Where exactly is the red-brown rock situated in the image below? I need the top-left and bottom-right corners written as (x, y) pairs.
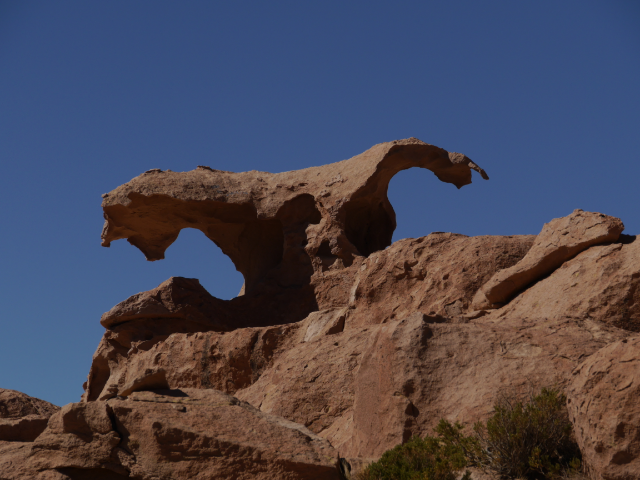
top-left (0, 389), bottom-right (59, 443)
top-left (0, 388), bottom-right (59, 420)
top-left (239, 311), bottom-right (626, 459)
top-left (101, 139), bottom-right (487, 305)
top-left (5, 139), bottom-right (639, 480)
top-left (342, 233), bottom-right (535, 327)
top-left (567, 335), bottom-right (640, 480)
top-left (491, 234), bottom-right (640, 332)
top-left (29, 389), bottom-right (341, 479)
top-left (472, 210), bottom-right (625, 310)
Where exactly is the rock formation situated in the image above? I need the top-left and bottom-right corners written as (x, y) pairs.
top-left (1, 138), bottom-right (639, 479)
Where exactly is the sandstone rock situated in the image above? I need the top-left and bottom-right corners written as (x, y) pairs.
top-left (82, 211), bottom-right (637, 464)
top-left (0, 388), bottom-right (59, 419)
top-left (84, 232), bottom-right (534, 408)
top-left (342, 233), bottom-right (535, 327)
top-left (84, 321), bottom-right (301, 402)
top-left (0, 441), bottom-right (49, 480)
top-left (239, 311), bottom-right (626, 459)
top-left (29, 401), bottom-right (123, 474)
top-left (101, 139), bottom-right (487, 299)
top-left (0, 416), bottom-right (51, 442)
top-left (567, 335), bottom-right (640, 480)
top-left (472, 210), bottom-right (624, 310)
top-left (30, 389), bottom-right (341, 479)
top-left (100, 276), bottom-right (233, 330)
top-left (8, 139), bottom-right (640, 479)
top-left (490, 234), bottom-right (640, 332)
top-left (0, 389), bottom-right (59, 443)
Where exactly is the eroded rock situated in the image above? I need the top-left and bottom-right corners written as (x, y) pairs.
top-left (568, 336), bottom-right (640, 480)
top-left (0, 389), bottom-right (59, 420)
top-left (29, 389), bottom-right (341, 480)
top-left (0, 389), bottom-right (59, 443)
top-left (343, 233), bottom-right (535, 327)
top-left (492, 234), bottom-right (640, 331)
top-left (472, 210), bottom-right (624, 310)
top-left (6, 139), bottom-right (640, 480)
top-left (239, 311), bottom-right (626, 459)
top-left (101, 139), bottom-right (487, 298)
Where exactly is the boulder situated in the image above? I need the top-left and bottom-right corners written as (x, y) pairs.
top-left (568, 335), bottom-right (640, 480)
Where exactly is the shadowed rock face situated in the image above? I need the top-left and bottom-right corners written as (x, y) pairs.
top-left (5, 139), bottom-right (640, 480)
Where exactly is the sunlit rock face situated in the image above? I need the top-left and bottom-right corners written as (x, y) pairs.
top-left (4, 138), bottom-right (640, 480)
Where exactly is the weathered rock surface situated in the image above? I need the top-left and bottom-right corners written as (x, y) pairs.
top-left (101, 139), bottom-right (487, 316)
top-left (492, 234), bottom-right (640, 332)
top-left (27, 388), bottom-right (340, 479)
top-left (342, 233), bottom-right (535, 327)
top-left (84, 232), bottom-right (534, 404)
top-left (0, 389), bottom-right (59, 420)
top-left (568, 335), bottom-right (640, 480)
top-left (0, 389), bottom-right (59, 443)
top-left (239, 311), bottom-right (627, 459)
top-left (472, 209), bottom-right (625, 310)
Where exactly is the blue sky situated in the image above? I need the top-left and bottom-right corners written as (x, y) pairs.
top-left (1, 1), bottom-right (638, 406)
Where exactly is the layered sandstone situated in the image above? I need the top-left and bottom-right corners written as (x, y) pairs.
top-left (2, 138), bottom-right (638, 479)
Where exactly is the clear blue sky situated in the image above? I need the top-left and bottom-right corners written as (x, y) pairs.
top-left (1, 1), bottom-right (638, 407)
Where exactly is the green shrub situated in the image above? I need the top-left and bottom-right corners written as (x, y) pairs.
top-left (472, 387), bottom-right (581, 479)
top-left (356, 431), bottom-right (471, 480)
top-left (357, 387), bottom-right (581, 480)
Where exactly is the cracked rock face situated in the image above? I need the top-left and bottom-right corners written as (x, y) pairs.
top-left (3, 139), bottom-right (640, 479)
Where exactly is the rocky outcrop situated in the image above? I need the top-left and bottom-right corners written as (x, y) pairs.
top-left (238, 311), bottom-right (626, 459)
top-left (0, 389), bottom-right (59, 443)
top-left (341, 233), bottom-right (535, 327)
top-left (0, 389), bottom-right (59, 420)
top-left (4, 139), bottom-right (640, 479)
top-left (100, 139), bottom-right (487, 315)
top-left (28, 388), bottom-right (339, 480)
top-left (491, 234), bottom-right (640, 332)
top-left (0, 390), bottom-right (60, 479)
top-left (568, 336), bottom-right (640, 480)
top-left (472, 209), bottom-right (625, 310)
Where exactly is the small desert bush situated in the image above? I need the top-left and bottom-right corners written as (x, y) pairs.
top-left (472, 387), bottom-right (581, 479)
top-left (357, 387), bottom-right (581, 480)
top-left (356, 428), bottom-right (472, 480)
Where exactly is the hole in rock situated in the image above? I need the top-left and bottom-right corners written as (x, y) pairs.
top-left (344, 198), bottom-right (395, 257)
top-left (388, 168), bottom-right (486, 243)
top-left (149, 228), bottom-right (244, 300)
